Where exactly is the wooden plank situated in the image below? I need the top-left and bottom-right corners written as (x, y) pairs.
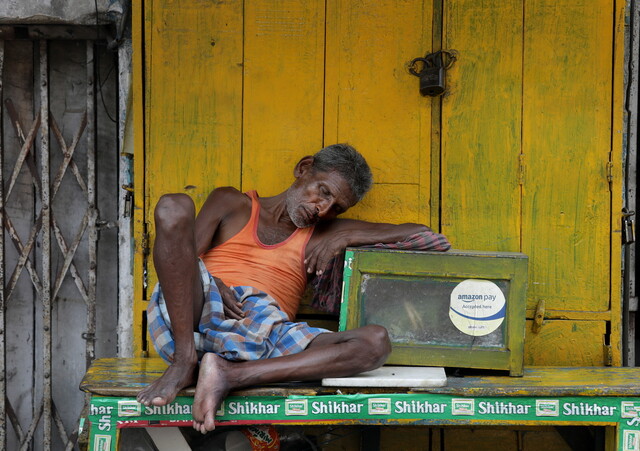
top-left (420, 366), bottom-right (640, 397)
top-left (241, 0), bottom-right (325, 195)
top-left (140, 0), bottom-right (244, 355)
top-left (609, 0), bottom-right (625, 366)
top-left (380, 426), bottom-right (574, 451)
top-left (145, 0), bottom-right (243, 207)
top-left (524, 309), bottom-right (611, 321)
top-left (521, 0), bottom-right (613, 312)
top-left (524, 320), bottom-right (606, 367)
top-left (83, 358), bottom-right (640, 398)
top-left (440, 1), bottom-right (523, 252)
top-left (132, 0), bottom-right (146, 357)
top-left (445, 427), bottom-right (518, 451)
top-left (430, 0), bottom-right (444, 231)
top-left (344, 183), bottom-right (422, 224)
top-left (380, 427), bottom-right (437, 451)
top-left (117, 40), bottom-right (135, 358)
top-left (80, 358), bottom-right (320, 398)
top-left (324, 0), bottom-right (433, 225)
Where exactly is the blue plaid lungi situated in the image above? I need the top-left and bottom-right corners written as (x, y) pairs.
top-left (147, 260), bottom-right (331, 363)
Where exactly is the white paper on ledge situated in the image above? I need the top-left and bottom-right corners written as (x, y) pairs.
top-left (322, 366), bottom-right (447, 388)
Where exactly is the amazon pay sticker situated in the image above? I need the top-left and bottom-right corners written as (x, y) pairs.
top-left (449, 279), bottom-right (506, 336)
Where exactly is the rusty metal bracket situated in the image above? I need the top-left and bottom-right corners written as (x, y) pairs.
top-left (622, 210), bottom-right (635, 245)
top-left (532, 299), bottom-right (545, 333)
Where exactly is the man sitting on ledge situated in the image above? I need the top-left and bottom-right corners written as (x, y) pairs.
top-left (136, 144), bottom-right (450, 433)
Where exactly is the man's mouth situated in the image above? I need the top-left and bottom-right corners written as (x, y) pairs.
top-left (302, 207), bottom-right (316, 225)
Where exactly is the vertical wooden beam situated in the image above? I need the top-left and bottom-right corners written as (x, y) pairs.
top-left (430, 0), bottom-right (443, 231)
top-left (39, 39), bottom-right (51, 451)
top-left (610, 0), bottom-right (626, 365)
top-left (623, 0), bottom-right (640, 366)
top-left (522, 0), bottom-right (612, 314)
top-left (132, 0), bottom-right (146, 357)
top-left (139, 0), bottom-right (243, 356)
top-left (241, 0), bottom-right (325, 195)
top-left (117, 40), bottom-right (134, 358)
top-left (324, 0), bottom-right (433, 225)
top-left (440, 1), bottom-right (523, 252)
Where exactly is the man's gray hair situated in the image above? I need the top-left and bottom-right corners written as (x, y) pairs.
top-left (311, 144), bottom-right (373, 201)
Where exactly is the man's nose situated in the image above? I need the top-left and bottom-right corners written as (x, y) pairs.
top-left (316, 199), bottom-right (333, 218)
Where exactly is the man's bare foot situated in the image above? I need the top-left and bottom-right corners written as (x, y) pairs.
top-left (192, 352), bottom-right (233, 434)
top-left (137, 360), bottom-right (197, 407)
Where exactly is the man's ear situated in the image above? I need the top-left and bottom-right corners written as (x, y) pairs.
top-left (293, 156), bottom-right (314, 178)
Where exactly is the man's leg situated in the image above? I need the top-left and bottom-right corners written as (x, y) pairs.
top-left (137, 194), bottom-right (204, 406)
top-left (192, 324), bottom-right (390, 432)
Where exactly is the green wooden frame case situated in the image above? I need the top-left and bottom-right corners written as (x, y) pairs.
top-left (340, 249), bottom-right (528, 376)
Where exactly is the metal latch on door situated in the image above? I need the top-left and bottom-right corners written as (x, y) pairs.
top-left (409, 50), bottom-right (457, 97)
top-left (622, 210), bottom-right (635, 245)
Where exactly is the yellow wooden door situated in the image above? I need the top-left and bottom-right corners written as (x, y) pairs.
top-left (441, 0), bottom-right (621, 365)
top-left (136, 0), bottom-right (436, 355)
top-left (322, 0), bottom-right (433, 225)
top-left (137, 1), bottom-right (245, 352)
top-left (240, 0), bottom-right (433, 226)
top-left (134, 0), bottom-right (623, 365)
top-left (241, 1), bottom-right (325, 194)
top-left (143, 0), bottom-right (433, 240)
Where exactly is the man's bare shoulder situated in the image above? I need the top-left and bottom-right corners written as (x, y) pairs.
top-left (204, 186), bottom-right (250, 213)
top-left (208, 186), bottom-right (246, 202)
top-left (196, 187), bottom-right (252, 253)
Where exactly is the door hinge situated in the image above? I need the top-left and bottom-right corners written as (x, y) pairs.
top-left (141, 232), bottom-right (150, 257)
top-left (604, 343), bottom-right (613, 366)
top-left (623, 210), bottom-right (635, 245)
top-left (518, 154), bottom-right (526, 185)
top-left (141, 222), bottom-right (150, 298)
top-left (532, 299), bottom-right (545, 333)
top-left (606, 161), bottom-right (614, 186)
top-left (122, 184), bottom-right (134, 218)
top-left (141, 222), bottom-right (150, 257)
top-left (96, 219), bottom-right (117, 230)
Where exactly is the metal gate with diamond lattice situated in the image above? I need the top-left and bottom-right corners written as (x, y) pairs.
top-left (0, 31), bottom-right (119, 451)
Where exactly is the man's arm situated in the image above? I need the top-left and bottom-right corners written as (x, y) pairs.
top-left (305, 219), bottom-right (439, 275)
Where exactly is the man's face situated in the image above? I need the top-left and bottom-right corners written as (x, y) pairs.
top-left (286, 169), bottom-right (357, 228)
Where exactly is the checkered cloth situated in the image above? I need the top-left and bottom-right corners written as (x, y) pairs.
top-left (147, 260), bottom-right (330, 363)
top-left (310, 230), bottom-right (451, 314)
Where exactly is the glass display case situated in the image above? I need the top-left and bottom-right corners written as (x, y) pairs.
top-left (340, 249), bottom-right (528, 376)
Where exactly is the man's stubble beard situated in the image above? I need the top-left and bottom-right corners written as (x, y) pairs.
top-left (285, 189), bottom-right (314, 229)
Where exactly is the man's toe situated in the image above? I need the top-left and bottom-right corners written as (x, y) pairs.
top-left (151, 396), bottom-right (166, 406)
top-left (204, 411), bottom-right (216, 432)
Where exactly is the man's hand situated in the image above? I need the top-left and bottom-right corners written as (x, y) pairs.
top-left (213, 277), bottom-right (245, 320)
top-left (304, 234), bottom-right (350, 276)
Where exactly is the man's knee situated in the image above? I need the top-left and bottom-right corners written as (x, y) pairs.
top-left (155, 193), bottom-right (195, 232)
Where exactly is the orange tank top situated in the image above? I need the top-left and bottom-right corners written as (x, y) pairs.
top-left (201, 191), bottom-right (314, 320)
